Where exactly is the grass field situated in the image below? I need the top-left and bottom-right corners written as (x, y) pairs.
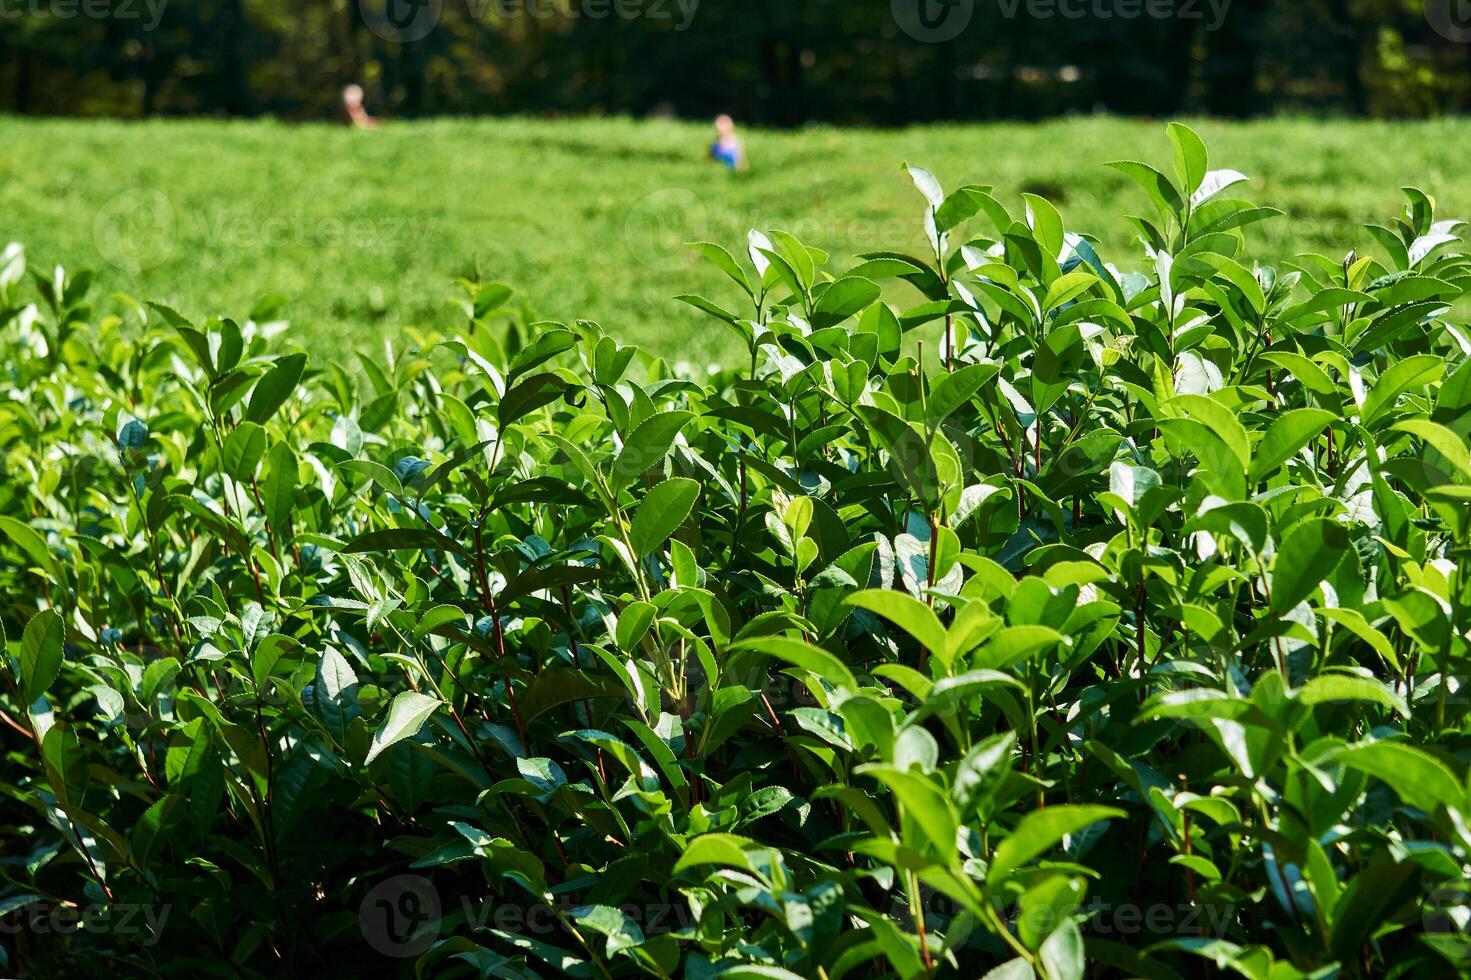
top-left (3, 114), bottom-right (1469, 361)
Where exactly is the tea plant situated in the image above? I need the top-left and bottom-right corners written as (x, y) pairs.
top-left (12, 116), bottom-right (1471, 361)
top-left (1, 126), bottom-right (1469, 979)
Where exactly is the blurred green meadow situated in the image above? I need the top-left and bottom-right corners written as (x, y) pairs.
top-left (3, 114), bottom-right (1468, 362)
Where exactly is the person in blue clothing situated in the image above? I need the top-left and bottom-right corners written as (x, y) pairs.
top-left (710, 114), bottom-right (748, 172)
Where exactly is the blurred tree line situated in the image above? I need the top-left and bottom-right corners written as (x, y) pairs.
top-left (2, 0), bottom-right (1469, 122)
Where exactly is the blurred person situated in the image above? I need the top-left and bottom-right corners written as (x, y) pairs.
top-left (710, 114), bottom-right (748, 172)
top-left (343, 85), bottom-right (379, 130)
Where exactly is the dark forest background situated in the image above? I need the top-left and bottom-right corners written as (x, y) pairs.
top-left (3, 0), bottom-right (1470, 124)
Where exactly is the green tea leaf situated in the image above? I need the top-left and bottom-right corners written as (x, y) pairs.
top-left (364, 691), bottom-right (444, 766)
top-left (988, 805), bottom-right (1124, 885)
top-left (730, 636), bottom-right (857, 691)
top-left (629, 478), bottom-right (699, 557)
top-left (613, 411), bottom-right (693, 493)
top-left (1332, 741), bottom-right (1463, 815)
top-left (19, 609), bottom-right (64, 705)
top-left (1168, 122), bottom-right (1209, 195)
top-left (1270, 518), bottom-right (1350, 613)
top-left (222, 421), bottom-right (268, 480)
top-left (845, 590), bottom-right (947, 656)
top-left (245, 352), bottom-right (307, 424)
top-left (1249, 409), bottom-right (1335, 483)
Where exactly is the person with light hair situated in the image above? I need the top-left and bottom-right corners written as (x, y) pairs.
top-left (710, 114), bottom-right (748, 171)
top-left (343, 84), bottom-right (379, 130)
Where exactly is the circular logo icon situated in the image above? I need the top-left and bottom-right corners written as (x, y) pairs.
top-left (93, 189), bottom-right (176, 274)
top-left (623, 187), bottom-right (707, 273)
top-left (892, 0), bottom-right (975, 42)
top-left (1425, 881), bottom-right (1471, 936)
top-left (1427, 0), bottom-right (1471, 42)
top-left (359, 874), bottom-right (442, 959)
top-left (359, 0), bottom-right (442, 43)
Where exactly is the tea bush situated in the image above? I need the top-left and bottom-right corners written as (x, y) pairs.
top-left (13, 115), bottom-right (1471, 360)
top-left (2, 126), bottom-right (1469, 979)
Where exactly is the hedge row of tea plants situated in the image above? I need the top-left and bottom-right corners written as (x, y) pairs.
top-left (2, 126), bottom-right (1470, 979)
